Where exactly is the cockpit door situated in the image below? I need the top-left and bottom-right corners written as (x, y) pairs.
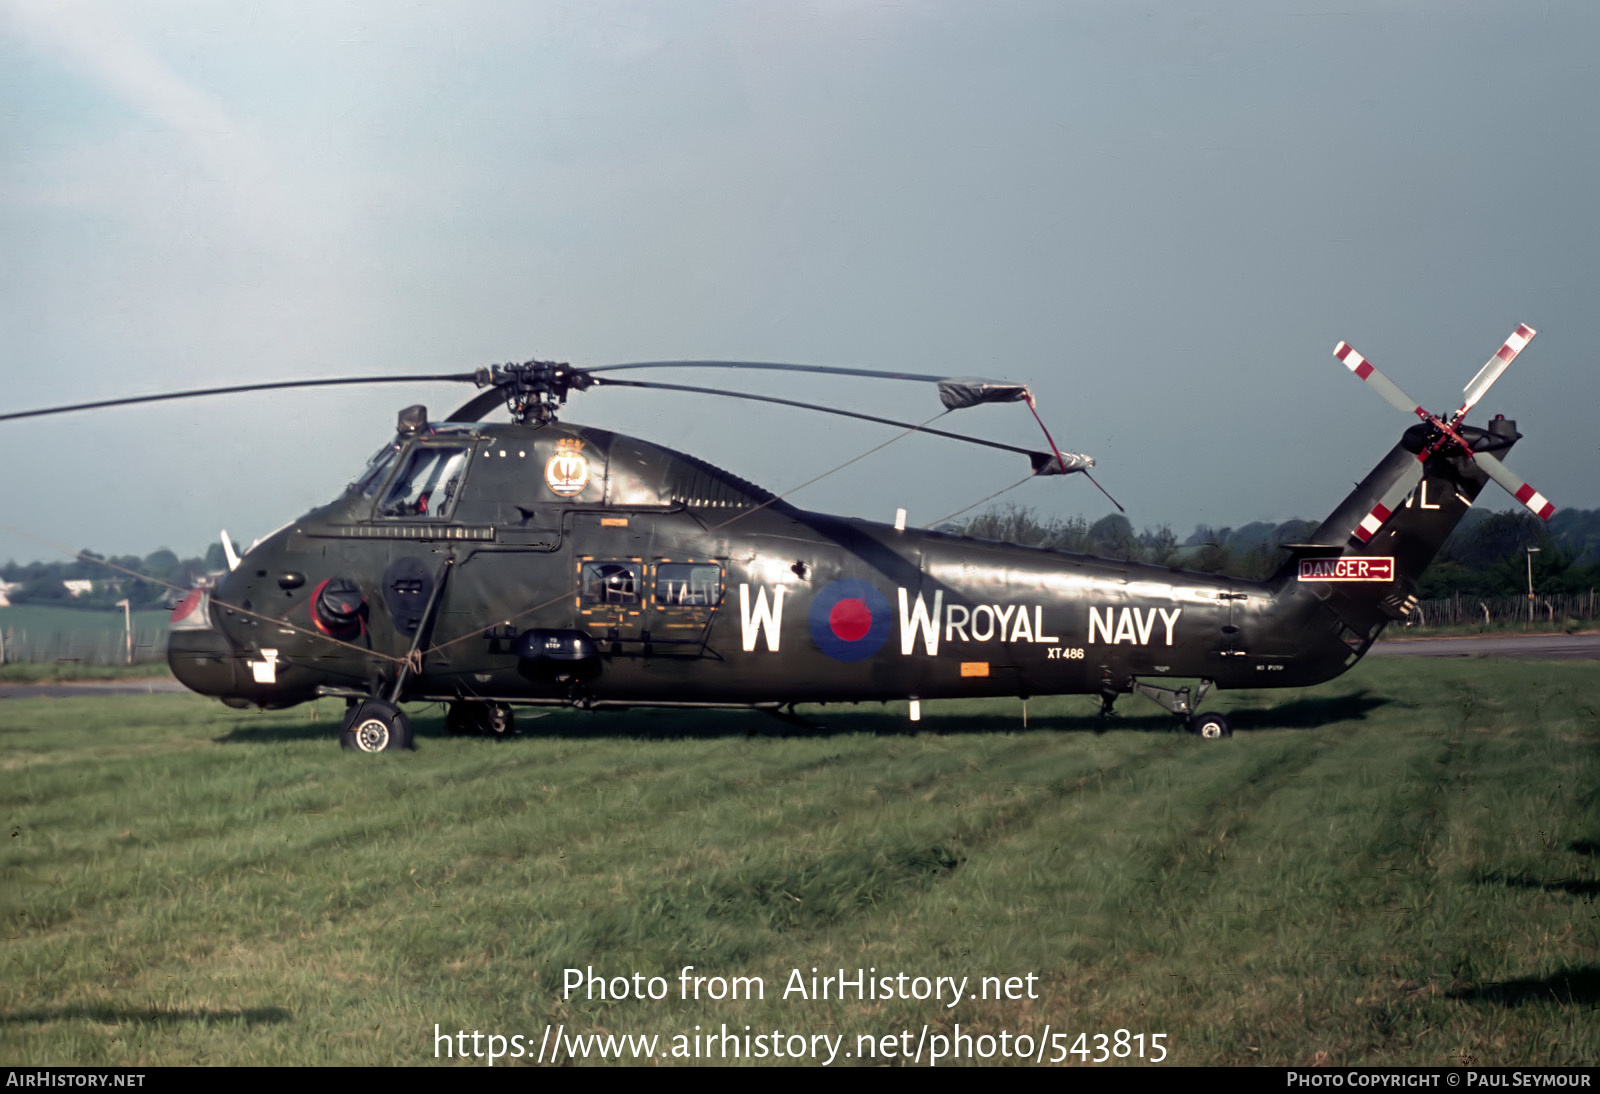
top-left (448, 442), bottom-right (566, 550)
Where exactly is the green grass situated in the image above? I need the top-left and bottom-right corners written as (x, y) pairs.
top-left (0, 603), bottom-right (171, 634)
top-left (3, 659), bottom-right (1598, 1066)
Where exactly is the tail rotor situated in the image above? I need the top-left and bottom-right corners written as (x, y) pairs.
top-left (1330, 324), bottom-right (1553, 539)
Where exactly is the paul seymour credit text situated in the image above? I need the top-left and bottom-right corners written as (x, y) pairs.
top-left (432, 966), bottom-right (1171, 1065)
top-left (1286, 1076), bottom-right (1591, 1087)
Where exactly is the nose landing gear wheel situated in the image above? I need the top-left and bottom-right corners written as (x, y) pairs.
top-left (340, 699), bottom-right (414, 752)
top-left (1188, 712), bottom-right (1232, 739)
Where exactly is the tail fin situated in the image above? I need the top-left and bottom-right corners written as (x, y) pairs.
top-left (1274, 418), bottom-right (1519, 634)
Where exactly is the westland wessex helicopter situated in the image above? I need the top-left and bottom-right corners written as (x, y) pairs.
top-left (1, 326), bottom-right (1554, 751)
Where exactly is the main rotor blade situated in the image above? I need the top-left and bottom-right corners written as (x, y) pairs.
top-left (1471, 450), bottom-right (1555, 520)
top-left (446, 387), bottom-right (507, 423)
top-left (588, 360), bottom-right (951, 383)
top-left (592, 376), bottom-right (1068, 466)
top-left (0, 374), bottom-right (477, 423)
top-left (1451, 323), bottom-right (1536, 426)
top-left (1333, 342), bottom-right (1430, 422)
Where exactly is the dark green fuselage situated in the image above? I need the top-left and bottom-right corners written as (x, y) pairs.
top-left (168, 417), bottom-right (1507, 713)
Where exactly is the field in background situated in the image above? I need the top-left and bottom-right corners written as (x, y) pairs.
top-left (3, 657), bottom-right (1597, 1067)
top-left (0, 604), bottom-right (170, 666)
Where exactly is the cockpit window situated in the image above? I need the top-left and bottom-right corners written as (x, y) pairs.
top-left (379, 446), bottom-right (469, 518)
top-left (354, 441), bottom-right (402, 497)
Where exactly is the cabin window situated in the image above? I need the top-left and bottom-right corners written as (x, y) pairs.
top-left (379, 446), bottom-right (469, 518)
top-left (580, 561), bottom-right (641, 606)
top-left (654, 563), bottom-right (721, 607)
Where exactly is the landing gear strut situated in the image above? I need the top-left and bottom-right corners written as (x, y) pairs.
top-left (1131, 678), bottom-right (1232, 739)
top-left (1098, 670), bottom-right (1120, 717)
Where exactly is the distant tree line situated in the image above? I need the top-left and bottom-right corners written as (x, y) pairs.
top-left (1, 543), bottom-right (230, 609)
top-left (948, 506), bottom-right (1600, 598)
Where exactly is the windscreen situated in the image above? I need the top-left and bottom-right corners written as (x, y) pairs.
top-left (378, 446), bottom-right (470, 518)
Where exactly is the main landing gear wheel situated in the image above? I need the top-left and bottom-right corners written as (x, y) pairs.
top-left (1188, 712), bottom-right (1232, 739)
top-left (340, 699), bottom-right (414, 752)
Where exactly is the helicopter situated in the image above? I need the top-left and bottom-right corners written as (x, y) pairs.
top-left (1, 326), bottom-right (1553, 751)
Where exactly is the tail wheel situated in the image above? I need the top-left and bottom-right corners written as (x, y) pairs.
top-left (340, 699), bottom-right (414, 752)
top-left (486, 703), bottom-right (515, 738)
top-left (445, 701), bottom-right (515, 738)
top-left (1189, 712), bottom-right (1232, 739)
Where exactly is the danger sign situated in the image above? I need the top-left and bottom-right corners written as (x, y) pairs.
top-left (1298, 557), bottom-right (1395, 582)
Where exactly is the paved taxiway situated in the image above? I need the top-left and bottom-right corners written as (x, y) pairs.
top-left (1367, 633), bottom-right (1600, 659)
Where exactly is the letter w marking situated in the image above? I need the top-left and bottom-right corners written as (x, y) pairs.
top-left (739, 584), bottom-right (785, 652)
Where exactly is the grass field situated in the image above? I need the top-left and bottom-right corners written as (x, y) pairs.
top-left (0, 604), bottom-right (171, 667)
top-left (0, 603), bottom-right (171, 635)
top-left (2, 658), bottom-right (1597, 1067)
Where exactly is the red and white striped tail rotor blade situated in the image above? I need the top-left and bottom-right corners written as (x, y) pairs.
top-left (1453, 323), bottom-right (1536, 424)
top-left (1333, 342), bottom-right (1429, 421)
top-left (1350, 461), bottom-right (1424, 544)
top-left (1472, 450), bottom-right (1555, 521)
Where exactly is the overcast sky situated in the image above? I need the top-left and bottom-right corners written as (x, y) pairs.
top-left (4, 0), bottom-right (1597, 566)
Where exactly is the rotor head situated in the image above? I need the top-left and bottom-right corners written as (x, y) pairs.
top-left (472, 360), bottom-right (595, 423)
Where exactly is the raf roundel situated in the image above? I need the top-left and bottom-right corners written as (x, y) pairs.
top-left (808, 578), bottom-right (893, 662)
